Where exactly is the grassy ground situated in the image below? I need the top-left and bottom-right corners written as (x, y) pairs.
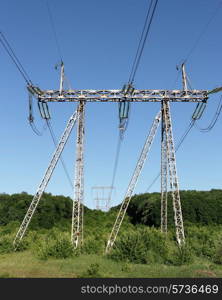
top-left (0, 251), bottom-right (222, 278)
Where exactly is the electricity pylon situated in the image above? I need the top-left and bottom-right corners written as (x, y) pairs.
top-left (92, 186), bottom-right (114, 211)
top-left (14, 62), bottom-right (211, 250)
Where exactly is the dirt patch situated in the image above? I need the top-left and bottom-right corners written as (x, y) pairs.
top-left (194, 270), bottom-right (216, 277)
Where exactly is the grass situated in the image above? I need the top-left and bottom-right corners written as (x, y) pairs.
top-left (0, 251), bottom-right (222, 278)
top-left (0, 223), bottom-right (222, 278)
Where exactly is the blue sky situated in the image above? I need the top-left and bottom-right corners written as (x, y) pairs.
top-left (0, 0), bottom-right (222, 209)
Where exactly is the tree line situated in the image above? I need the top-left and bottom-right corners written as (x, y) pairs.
top-left (0, 189), bottom-right (222, 229)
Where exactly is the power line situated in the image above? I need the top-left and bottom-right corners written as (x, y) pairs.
top-left (184, 1), bottom-right (222, 64)
top-left (128, 0), bottom-right (154, 83)
top-left (147, 2), bottom-right (222, 192)
top-left (45, 0), bottom-right (63, 62)
top-left (30, 121), bottom-right (47, 136)
top-left (107, 133), bottom-right (122, 206)
top-left (0, 31), bottom-right (47, 136)
top-left (128, 0), bottom-right (159, 84)
top-left (195, 95), bottom-right (222, 132)
top-left (0, 31), bottom-right (32, 85)
top-left (112, 0), bottom-right (159, 201)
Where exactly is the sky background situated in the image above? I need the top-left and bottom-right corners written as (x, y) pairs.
top-left (0, 0), bottom-right (222, 209)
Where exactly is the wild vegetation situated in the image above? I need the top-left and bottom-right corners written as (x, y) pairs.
top-left (0, 190), bottom-right (222, 277)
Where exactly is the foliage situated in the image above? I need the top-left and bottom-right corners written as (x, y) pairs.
top-left (213, 239), bottom-right (222, 265)
top-left (0, 235), bottom-right (14, 254)
top-left (128, 189), bottom-right (222, 227)
top-left (0, 191), bottom-right (222, 268)
top-left (108, 227), bottom-right (168, 264)
top-left (169, 243), bottom-right (194, 266)
top-left (185, 225), bottom-right (219, 259)
top-left (0, 193), bottom-right (73, 229)
top-left (35, 234), bottom-right (75, 260)
top-left (82, 263), bottom-right (102, 277)
top-left (81, 237), bottom-right (105, 255)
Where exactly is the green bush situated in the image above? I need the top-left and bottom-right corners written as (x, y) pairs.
top-left (108, 227), bottom-right (168, 264)
top-left (169, 243), bottom-right (194, 266)
top-left (0, 273), bottom-right (11, 278)
top-left (81, 237), bottom-right (104, 255)
top-left (213, 240), bottom-right (222, 264)
top-left (0, 235), bottom-right (14, 254)
top-left (35, 235), bottom-right (75, 260)
top-left (186, 226), bottom-right (219, 259)
top-left (81, 263), bottom-right (102, 277)
top-left (0, 221), bottom-right (20, 235)
top-left (0, 234), bottom-right (28, 253)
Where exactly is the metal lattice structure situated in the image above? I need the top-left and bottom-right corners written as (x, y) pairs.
top-left (162, 100), bottom-right (185, 245)
top-left (106, 101), bottom-right (186, 252)
top-left (71, 101), bottom-right (85, 248)
top-left (105, 110), bottom-right (162, 253)
top-left (92, 186), bottom-right (114, 211)
top-left (14, 63), bottom-right (210, 250)
top-left (32, 87), bottom-right (208, 103)
top-left (13, 109), bottom-right (78, 249)
top-left (160, 110), bottom-right (168, 234)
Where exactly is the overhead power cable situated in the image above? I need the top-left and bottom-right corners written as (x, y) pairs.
top-left (30, 122), bottom-right (47, 136)
top-left (0, 30), bottom-right (47, 136)
top-left (45, 0), bottom-right (63, 62)
top-left (149, 2), bottom-right (222, 193)
top-left (128, 0), bottom-right (159, 84)
top-left (0, 31), bottom-right (32, 85)
top-left (107, 133), bottom-right (122, 206)
top-left (183, 1), bottom-right (222, 64)
top-left (195, 95), bottom-right (222, 133)
top-left (109, 1), bottom-right (159, 205)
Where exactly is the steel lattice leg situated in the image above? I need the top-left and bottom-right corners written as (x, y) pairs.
top-left (162, 100), bottom-right (185, 246)
top-left (105, 110), bottom-right (161, 253)
top-left (13, 109), bottom-right (78, 249)
top-left (71, 101), bottom-right (85, 248)
top-left (160, 106), bottom-right (168, 233)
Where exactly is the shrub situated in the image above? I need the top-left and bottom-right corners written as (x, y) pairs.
top-left (186, 226), bottom-right (218, 259)
top-left (0, 221), bottom-right (20, 235)
top-left (213, 240), bottom-right (222, 265)
top-left (0, 234), bottom-right (28, 253)
top-left (35, 235), bottom-right (75, 260)
top-left (0, 273), bottom-right (11, 278)
top-left (108, 227), bottom-right (168, 264)
top-left (81, 237), bottom-right (105, 255)
top-left (169, 243), bottom-right (194, 266)
top-left (0, 235), bottom-right (14, 254)
top-left (82, 263), bottom-right (102, 278)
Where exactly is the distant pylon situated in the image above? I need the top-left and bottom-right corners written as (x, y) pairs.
top-left (92, 186), bottom-right (115, 211)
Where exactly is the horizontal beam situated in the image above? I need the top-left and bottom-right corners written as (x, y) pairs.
top-left (28, 86), bottom-right (208, 103)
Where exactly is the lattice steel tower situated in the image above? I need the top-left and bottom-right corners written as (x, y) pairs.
top-left (13, 63), bottom-right (211, 252)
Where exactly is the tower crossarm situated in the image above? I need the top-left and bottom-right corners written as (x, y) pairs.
top-left (28, 86), bottom-right (208, 103)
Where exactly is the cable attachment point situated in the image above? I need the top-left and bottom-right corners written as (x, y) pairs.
top-left (38, 101), bottom-right (51, 120)
top-left (121, 83), bottom-right (135, 95)
top-left (192, 101), bottom-right (207, 120)
top-left (118, 83), bottom-right (134, 134)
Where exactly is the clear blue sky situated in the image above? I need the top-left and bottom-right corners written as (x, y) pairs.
top-left (0, 0), bottom-right (222, 209)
